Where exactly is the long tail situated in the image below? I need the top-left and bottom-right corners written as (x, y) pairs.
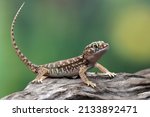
top-left (10, 2), bottom-right (39, 73)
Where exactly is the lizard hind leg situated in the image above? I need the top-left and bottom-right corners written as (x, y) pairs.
top-left (31, 67), bottom-right (49, 83)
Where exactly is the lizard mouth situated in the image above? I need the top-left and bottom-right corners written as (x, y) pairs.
top-left (100, 43), bottom-right (109, 49)
top-left (100, 44), bottom-right (109, 53)
top-left (94, 43), bottom-right (109, 53)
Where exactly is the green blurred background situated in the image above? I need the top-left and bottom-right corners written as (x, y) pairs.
top-left (0, 0), bottom-right (150, 98)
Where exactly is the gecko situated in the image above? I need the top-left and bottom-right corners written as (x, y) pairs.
top-left (10, 3), bottom-right (116, 88)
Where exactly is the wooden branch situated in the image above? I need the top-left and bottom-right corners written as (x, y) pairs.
top-left (2, 69), bottom-right (150, 100)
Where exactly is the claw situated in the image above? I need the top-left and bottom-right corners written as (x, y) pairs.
top-left (86, 81), bottom-right (96, 88)
top-left (31, 79), bottom-right (43, 84)
top-left (105, 72), bottom-right (116, 77)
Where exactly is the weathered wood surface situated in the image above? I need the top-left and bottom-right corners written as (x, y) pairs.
top-left (2, 69), bottom-right (150, 100)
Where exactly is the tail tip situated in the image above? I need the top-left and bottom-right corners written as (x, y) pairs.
top-left (22, 2), bottom-right (25, 7)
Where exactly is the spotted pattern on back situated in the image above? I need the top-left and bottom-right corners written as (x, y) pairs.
top-left (43, 56), bottom-right (87, 76)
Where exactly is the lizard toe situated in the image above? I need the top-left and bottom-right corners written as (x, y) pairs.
top-left (86, 81), bottom-right (96, 88)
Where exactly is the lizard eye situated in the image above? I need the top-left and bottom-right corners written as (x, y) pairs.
top-left (94, 44), bottom-right (98, 48)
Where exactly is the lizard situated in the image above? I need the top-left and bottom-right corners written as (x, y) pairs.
top-left (10, 2), bottom-right (116, 88)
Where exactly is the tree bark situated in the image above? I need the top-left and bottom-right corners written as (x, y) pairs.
top-left (2, 69), bottom-right (150, 100)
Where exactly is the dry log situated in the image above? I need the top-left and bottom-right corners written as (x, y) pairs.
top-left (2, 69), bottom-right (150, 100)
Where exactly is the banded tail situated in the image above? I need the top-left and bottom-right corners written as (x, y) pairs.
top-left (10, 2), bottom-right (38, 73)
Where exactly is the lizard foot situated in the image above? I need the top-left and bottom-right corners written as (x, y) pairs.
top-left (31, 67), bottom-right (48, 84)
top-left (31, 78), bottom-right (43, 84)
top-left (85, 80), bottom-right (96, 88)
top-left (105, 72), bottom-right (116, 77)
top-left (31, 76), bottom-right (47, 84)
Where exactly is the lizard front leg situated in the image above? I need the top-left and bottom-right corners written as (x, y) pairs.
top-left (79, 65), bottom-right (96, 88)
top-left (32, 67), bottom-right (49, 83)
top-left (95, 63), bottom-right (116, 77)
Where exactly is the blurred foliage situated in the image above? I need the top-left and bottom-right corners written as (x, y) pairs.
top-left (0, 0), bottom-right (150, 98)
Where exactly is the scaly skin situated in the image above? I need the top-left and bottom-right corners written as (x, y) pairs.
top-left (10, 3), bottom-right (116, 88)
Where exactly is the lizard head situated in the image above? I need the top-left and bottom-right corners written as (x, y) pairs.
top-left (83, 41), bottom-right (109, 65)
